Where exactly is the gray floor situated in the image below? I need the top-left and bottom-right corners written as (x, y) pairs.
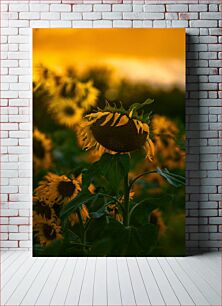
top-left (1, 251), bottom-right (221, 305)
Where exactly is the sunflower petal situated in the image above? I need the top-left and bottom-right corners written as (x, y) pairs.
top-left (100, 112), bottom-right (114, 126)
top-left (129, 110), bottom-right (133, 118)
top-left (142, 123), bottom-right (149, 133)
top-left (133, 119), bottom-right (140, 133)
top-left (115, 114), bottom-right (129, 127)
top-left (110, 112), bottom-right (121, 126)
top-left (144, 138), bottom-right (155, 162)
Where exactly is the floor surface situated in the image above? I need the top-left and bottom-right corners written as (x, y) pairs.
top-left (1, 251), bottom-right (221, 305)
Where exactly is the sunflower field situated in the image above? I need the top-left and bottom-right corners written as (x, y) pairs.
top-left (33, 65), bottom-right (185, 257)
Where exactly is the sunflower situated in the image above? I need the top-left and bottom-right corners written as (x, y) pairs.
top-left (34, 173), bottom-right (81, 206)
top-left (77, 101), bottom-right (155, 161)
top-left (107, 204), bottom-right (123, 222)
top-left (75, 80), bottom-right (99, 110)
top-left (33, 128), bottom-right (52, 172)
top-left (107, 191), bottom-right (134, 223)
top-left (34, 216), bottom-right (62, 246)
top-left (68, 204), bottom-right (90, 226)
top-left (150, 208), bottom-right (166, 237)
top-left (49, 98), bottom-right (84, 127)
top-left (33, 197), bottom-right (55, 219)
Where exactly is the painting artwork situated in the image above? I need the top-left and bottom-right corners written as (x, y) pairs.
top-left (33, 29), bottom-right (186, 257)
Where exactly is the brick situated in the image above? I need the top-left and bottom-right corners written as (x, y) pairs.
top-left (50, 4), bottom-right (71, 12)
top-left (133, 5), bottom-right (143, 12)
top-left (83, 12), bottom-right (102, 20)
top-left (9, 4), bottom-right (28, 12)
top-left (93, 4), bottom-right (111, 11)
top-left (19, 241), bottom-right (31, 248)
top-left (102, 12), bottom-right (122, 19)
top-left (73, 4), bottom-right (92, 12)
top-left (19, 12), bottom-right (40, 19)
top-left (166, 5), bottom-right (188, 12)
top-left (113, 20), bottom-right (132, 28)
top-left (1, 241), bottom-right (18, 248)
top-left (19, 226), bottom-right (30, 233)
top-left (200, 12), bottom-right (221, 20)
top-left (123, 12), bottom-right (164, 19)
top-left (30, 20), bottom-right (50, 28)
top-left (50, 21), bottom-right (72, 27)
top-left (41, 12), bottom-right (60, 20)
top-left (165, 13), bottom-right (178, 20)
top-left (9, 20), bottom-right (29, 28)
top-left (209, 4), bottom-right (219, 12)
top-left (144, 5), bottom-right (165, 12)
top-left (190, 20), bottom-right (217, 28)
top-left (189, 4), bottom-right (207, 12)
top-left (179, 13), bottom-right (198, 20)
top-left (61, 12), bottom-right (82, 20)
top-left (29, 4), bottom-right (49, 12)
top-left (72, 20), bottom-right (93, 28)
top-left (209, 217), bottom-right (222, 225)
top-left (113, 4), bottom-right (132, 11)
top-left (9, 233), bottom-right (29, 240)
top-left (172, 20), bottom-right (188, 28)
top-left (93, 20), bottom-right (112, 28)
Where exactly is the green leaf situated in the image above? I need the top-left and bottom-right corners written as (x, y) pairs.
top-left (143, 98), bottom-right (155, 105)
top-left (97, 153), bottom-right (130, 191)
top-left (156, 167), bottom-right (185, 188)
top-left (129, 98), bottom-right (154, 113)
top-left (60, 190), bottom-right (97, 220)
top-left (90, 205), bottom-right (107, 219)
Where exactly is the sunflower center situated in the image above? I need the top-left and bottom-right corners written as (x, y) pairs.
top-left (63, 106), bottom-right (75, 116)
top-left (57, 180), bottom-right (76, 198)
top-left (33, 138), bottom-right (45, 159)
top-left (34, 200), bottom-right (52, 219)
top-left (42, 224), bottom-right (56, 240)
top-left (91, 116), bottom-right (147, 152)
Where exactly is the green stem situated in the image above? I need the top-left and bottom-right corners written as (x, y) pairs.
top-left (123, 173), bottom-right (130, 227)
top-left (128, 170), bottom-right (156, 191)
top-left (77, 208), bottom-right (86, 254)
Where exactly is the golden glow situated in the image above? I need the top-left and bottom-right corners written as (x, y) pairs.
top-left (33, 29), bottom-right (185, 89)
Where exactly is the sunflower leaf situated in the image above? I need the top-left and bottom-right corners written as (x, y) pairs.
top-left (60, 190), bottom-right (97, 220)
top-left (156, 167), bottom-right (185, 188)
top-left (98, 153), bottom-right (130, 191)
top-left (128, 98), bottom-right (154, 115)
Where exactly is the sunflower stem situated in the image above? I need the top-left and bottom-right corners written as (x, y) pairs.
top-left (77, 208), bottom-right (87, 254)
top-left (123, 173), bottom-right (130, 227)
top-left (129, 170), bottom-right (156, 191)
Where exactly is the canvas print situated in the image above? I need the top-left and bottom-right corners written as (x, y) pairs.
top-left (33, 29), bottom-right (185, 256)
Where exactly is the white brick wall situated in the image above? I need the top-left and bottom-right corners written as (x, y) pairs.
top-left (0, 0), bottom-right (221, 254)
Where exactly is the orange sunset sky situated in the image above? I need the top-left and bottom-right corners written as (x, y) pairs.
top-left (33, 28), bottom-right (185, 89)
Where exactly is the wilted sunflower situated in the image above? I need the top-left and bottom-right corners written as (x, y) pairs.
top-left (68, 204), bottom-right (90, 226)
top-left (150, 208), bottom-right (166, 237)
top-left (34, 216), bottom-right (62, 246)
top-left (76, 80), bottom-right (99, 110)
top-left (34, 173), bottom-right (81, 206)
top-left (77, 100), bottom-right (155, 161)
top-left (49, 98), bottom-right (84, 127)
top-left (33, 128), bottom-right (52, 171)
